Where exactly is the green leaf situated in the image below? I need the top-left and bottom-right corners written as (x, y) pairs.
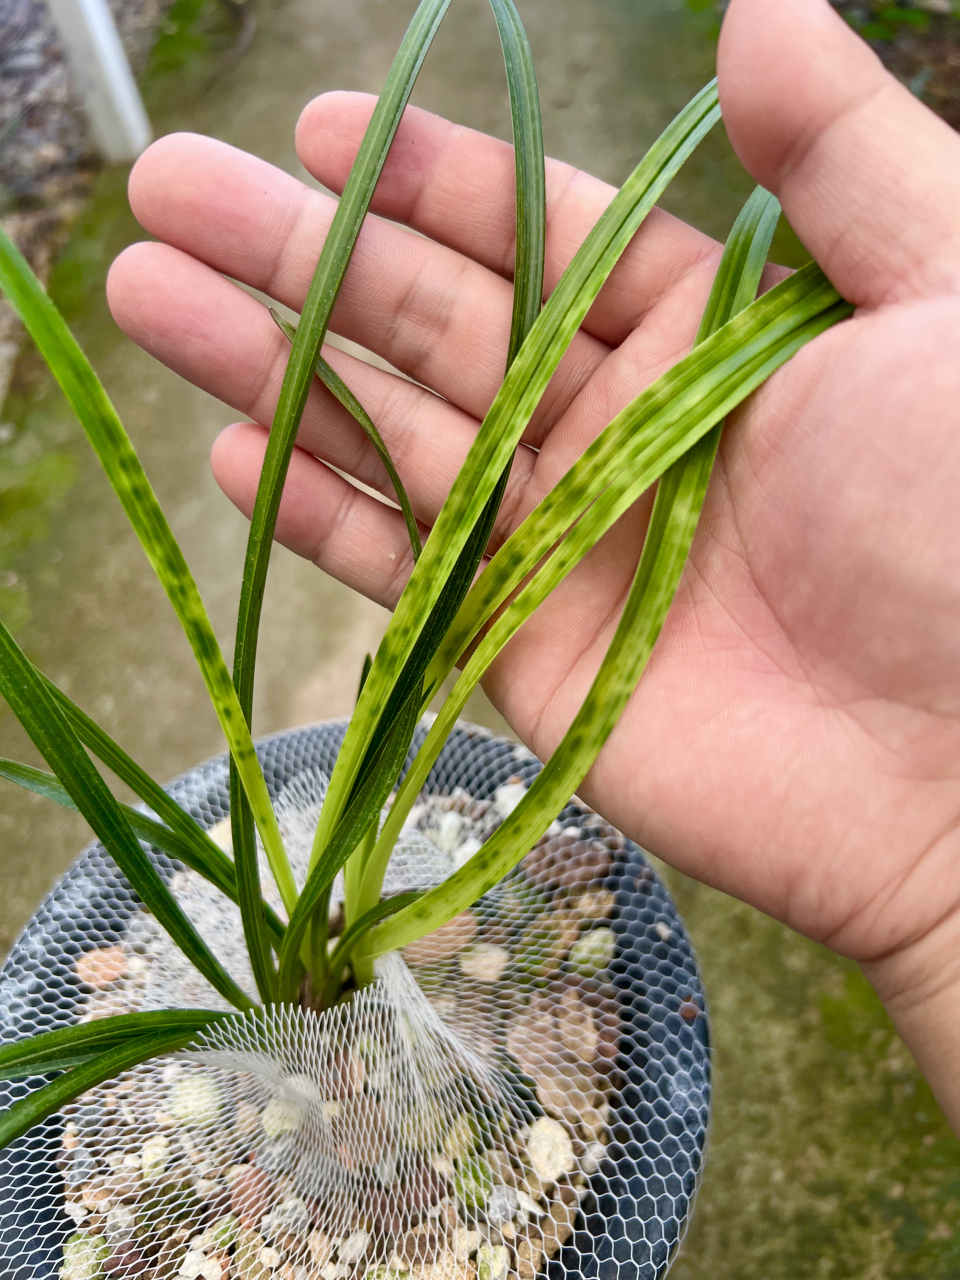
top-left (41, 677), bottom-right (240, 896)
top-left (271, 310), bottom-right (422, 562)
top-left (488, 0), bottom-right (546, 371)
top-left (0, 222), bottom-right (293, 915)
top-left (696, 186), bottom-right (782, 342)
top-left (0, 757), bottom-right (286, 947)
top-left (0, 1010), bottom-right (227, 1080)
top-left (229, 756), bottom-right (279, 1005)
top-left (230, 0), bottom-right (452, 890)
top-left (337, 0), bottom-right (547, 931)
top-left (364, 264), bottom-right (852, 958)
top-left (0, 1028), bottom-right (218, 1148)
top-left (313, 80), bottom-right (721, 866)
top-left (225, 0), bottom-right (452, 990)
top-left (0, 620), bottom-right (253, 1011)
top-left (377, 263), bottom-right (840, 859)
top-left (41, 676), bottom-right (286, 948)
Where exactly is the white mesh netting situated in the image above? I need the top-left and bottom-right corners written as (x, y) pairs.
top-left (0, 722), bottom-right (710, 1280)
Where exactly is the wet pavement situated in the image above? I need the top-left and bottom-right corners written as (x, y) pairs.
top-left (0, 0), bottom-right (958, 1273)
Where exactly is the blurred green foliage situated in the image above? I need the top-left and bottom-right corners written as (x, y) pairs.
top-left (845, 1), bottom-right (932, 43)
top-left (141, 0), bottom-right (243, 106)
top-left (684, 0), bottom-right (960, 43)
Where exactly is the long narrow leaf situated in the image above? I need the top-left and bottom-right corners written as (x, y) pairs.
top-left (271, 310), bottom-right (422, 561)
top-left (0, 758), bottom-right (285, 946)
top-left (227, 0), bottom-right (452, 973)
top-left (489, 0), bottom-right (546, 371)
top-left (0, 1010), bottom-right (227, 1079)
top-left (0, 621), bottom-right (253, 1011)
top-left (314, 81), bottom-right (721, 862)
top-left (229, 756), bottom-right (278, 1004)
top-left (338, 0), bottom-right (549, 870)
top-left (231, 0), bottom-right (451, 865)
top-left (0, 225), bottom-right (293, 914)
top-left (0, 1030), bottom-right (215, 1148)
top-left (364, 254), bottom-right (832, 878)
top-left (298, 0), bottom-right (548, 941)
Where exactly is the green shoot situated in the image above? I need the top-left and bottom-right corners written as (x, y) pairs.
top-left (226, 0), bottom-right (452, 1005)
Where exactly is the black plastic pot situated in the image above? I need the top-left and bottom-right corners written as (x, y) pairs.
top-left (0, 721), bottom-right (710, 1280)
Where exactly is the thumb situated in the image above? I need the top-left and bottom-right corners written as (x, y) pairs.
top-left (718, 0), bottom-right (960, 307)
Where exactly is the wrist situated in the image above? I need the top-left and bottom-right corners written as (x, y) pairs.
top-left (861, 906), bottom-right (960, 1136)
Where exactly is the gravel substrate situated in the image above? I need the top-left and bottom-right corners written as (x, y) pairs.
top-left (54, 784), bottom-right (624, 1280)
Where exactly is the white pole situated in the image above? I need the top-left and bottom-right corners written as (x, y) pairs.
top-left (45, 0), bottom-right (152, 164)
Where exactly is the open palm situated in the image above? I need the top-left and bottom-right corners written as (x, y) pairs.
top-left (107, 0), bottom-right (960, 1121)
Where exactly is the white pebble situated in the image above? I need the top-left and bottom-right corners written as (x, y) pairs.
top-left (338, 1230), bottom-right (370, 1264)
top-left (477, 1244), bottom-right (509, 1280)
top-left (179, 1250), bottom-right (206, 1277)
top-left (458, 943), bottom-right (510, 983)
top-left (436, 811), bottom-right (464, 855)
top-left (451, 836), bottom-right (482, 870)
top-left (516, 1190), bottom-right (546, 1219)
top-left (485, 1184), bottom-right (518, 1225)
top-left (141, 1135), bottom-right (170, 1180)
top-left (262, 1196), bottom-right (312, 1240)
top-left (105, 1205), bottom-right (137, 1245)
top-left (580, 1141), bottom-right (607, 1175)
top-left (171, 1077), bottom-right (222, 1129)
top-left (261, 1097), bottom-right (302, 1138)
top-left (527, 1116), bottom-right (575, 1183)
top-left (452, 1228), bottom-right (479, 1260)
top-left (493, 782), bottom-right (527, 818)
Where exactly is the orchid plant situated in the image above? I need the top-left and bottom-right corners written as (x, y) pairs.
top-left (0, 0), bottom-right (851, 1152)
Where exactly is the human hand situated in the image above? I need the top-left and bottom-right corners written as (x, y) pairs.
top-left (106, 0), bottom-right (960, 1127)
